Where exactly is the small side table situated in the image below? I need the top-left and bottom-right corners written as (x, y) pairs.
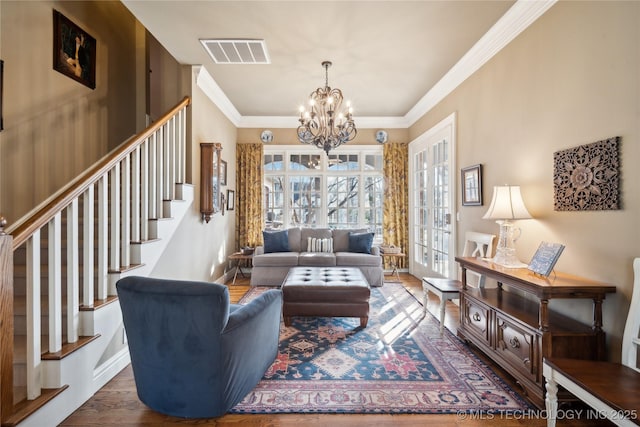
top-left (227, 252), bottom-right (253, 285)
top-left (380, 252), bottom-right (405, 282)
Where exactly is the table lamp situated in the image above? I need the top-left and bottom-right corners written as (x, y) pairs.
top-left (482, 185), bottom-right (532, 268)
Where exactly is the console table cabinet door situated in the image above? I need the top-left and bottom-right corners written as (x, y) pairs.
top-left (495, 314), bottom-right (539, 382)
top-left (461, 295), bottom-right (491, 344)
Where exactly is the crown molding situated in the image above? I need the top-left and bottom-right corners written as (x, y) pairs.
top-left (194, 65), bottom-right (242, 126)
top-left (238, 115), bottom-right (411, 129)
top-left (404, 0), bottom-right (556, 126)
top-left (195, 0), bottom-right (556, 130)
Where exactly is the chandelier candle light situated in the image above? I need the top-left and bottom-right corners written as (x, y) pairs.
top-left (297, 61), bottom-right (357, 155)
top-left (482, 185), bottom-right (532, 268)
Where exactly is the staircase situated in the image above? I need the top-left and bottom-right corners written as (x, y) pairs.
top-left (0, 97), bottom-right (191, 427)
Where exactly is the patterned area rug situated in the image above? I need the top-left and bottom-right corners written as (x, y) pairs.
top-left (231, 282), bottom-right (531, 414)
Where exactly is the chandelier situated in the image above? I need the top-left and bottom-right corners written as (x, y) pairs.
top-left (297, 61), bottom-right (357, 155)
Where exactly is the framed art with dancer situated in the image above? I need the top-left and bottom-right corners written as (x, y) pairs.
top-left (53, 10), bottom-right (96, 89)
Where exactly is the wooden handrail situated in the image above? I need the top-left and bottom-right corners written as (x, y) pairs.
top-left (10, 96), bottom-right (190, 250)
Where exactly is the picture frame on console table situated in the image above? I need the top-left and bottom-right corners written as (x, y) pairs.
top-left (528, 241), bottom-right (565, 277)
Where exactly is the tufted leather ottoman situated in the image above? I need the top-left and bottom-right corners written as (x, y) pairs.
top-left (282, 267), bottom-right (371, 327)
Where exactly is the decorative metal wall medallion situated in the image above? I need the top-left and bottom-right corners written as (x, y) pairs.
top-left (553, 136), bottom-right (620, 211)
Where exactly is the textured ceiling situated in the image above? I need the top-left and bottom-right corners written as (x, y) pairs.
top-left (122, 0), bottom-right (515, 119)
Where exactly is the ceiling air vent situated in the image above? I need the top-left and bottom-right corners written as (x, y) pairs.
top-left (200, 39), bottom-right (270, 64)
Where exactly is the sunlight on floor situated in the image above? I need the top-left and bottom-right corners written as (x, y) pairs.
top-left (376, 290), bottom-right (426, 346)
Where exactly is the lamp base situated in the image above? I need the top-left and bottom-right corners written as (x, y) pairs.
top-left (490, 246), bottom-right (528, 268)
top-left (490, 220), bottom-right (528, 268)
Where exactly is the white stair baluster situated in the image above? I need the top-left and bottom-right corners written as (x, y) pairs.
top-left (157, 126), bottom-right (164, 217)
top-left (110, 163), bottom-right (121, 271)
top-left (66, 200), bottom-right (79, 343)
top-left (132, 146), bottom-right (141, 243)
top-left (83, 186), bottom-right (94, 307)
top-left (121, 156), bottom-right (131, 267)
top-left (177, 109), bottom-right (184, 183)
top-left (149, 132), bottom-right (157, 219)
top-left (97, 176), bottom-right (108, 299)
top-left (168, 117), bottom-right (176, 200)
top-left (141, 139), bottom-right (149, 240)
top-left (48, 213), bottom-right (62, 353)
top-left (26, 231), bottom-right (42, 400)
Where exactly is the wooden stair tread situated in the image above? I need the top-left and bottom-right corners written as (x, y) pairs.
top-left (13, 295), bottom-right (118, 315)
top-left (1, 386), bottom-right (68, 427)
top-left (13, 335), bottom-right (101, 360)
top-left (41, 335), bottom-right (101, 360)
top-left (79, 295), bottom-right (118, 311)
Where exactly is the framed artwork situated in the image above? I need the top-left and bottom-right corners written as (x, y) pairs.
top-left (553, 136), bottom-right (620, 211)
top-left (220, 160), bottom-right (227, 186)
top-left (461, 164), bottom-right (483, 206)
top-left (0, 59), bottom-right (3, 131)
top-left (53, 10), bottom-right (96, 89)
top-left (227, 190), bottom-right (235, 211)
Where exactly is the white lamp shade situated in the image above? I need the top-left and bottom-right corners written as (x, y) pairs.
top-left (483, 185), bottom-right (532, 220)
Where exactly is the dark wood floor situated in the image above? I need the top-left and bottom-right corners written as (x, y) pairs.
top-left (60, 273), bottom-right (609, 426)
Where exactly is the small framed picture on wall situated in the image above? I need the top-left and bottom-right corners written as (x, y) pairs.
top-left (220, 160), bottom-right (227, 186)
top-left (227, 190), bottom-right (235, 211)
top-left (461, 164), bottom-right (483, 206)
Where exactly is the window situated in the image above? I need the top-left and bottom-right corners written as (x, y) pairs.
top-left (264, 146), bottom-right (384, 238)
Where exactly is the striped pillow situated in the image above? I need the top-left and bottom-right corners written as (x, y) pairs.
top-left (307, 237), bottom-right (333, 253)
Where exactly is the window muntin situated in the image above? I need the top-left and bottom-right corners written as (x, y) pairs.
top-left (264, 175), bottom-right (285, 229)
top-left (263, 148), bottom-right (383, 237)
top-left (289, 175), bottom-right (322, 226)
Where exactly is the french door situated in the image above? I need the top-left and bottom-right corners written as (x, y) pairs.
top-left (409, 113), bottom-right (457, 279)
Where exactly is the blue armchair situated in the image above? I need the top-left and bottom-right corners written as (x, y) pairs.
top-left (116, 276), bottom-right (282, 418)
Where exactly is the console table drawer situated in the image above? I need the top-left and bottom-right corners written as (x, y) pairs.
top-left (495, 314), bottom-right (540, 383)
top-left (462, 296), bottom-right (491, 344)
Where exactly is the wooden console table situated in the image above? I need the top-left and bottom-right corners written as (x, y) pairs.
top-left (455, 256), bottom-right (616, 408)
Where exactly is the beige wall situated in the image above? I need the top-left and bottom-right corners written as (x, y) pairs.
top-left (151, 66), bottom-right (238, 283)
top-left (1, 0), bottom-right (636, 362)
top-left (411, 1), bottom-right (640, 361)
top-left (0, 1), bottom-right (140, 224)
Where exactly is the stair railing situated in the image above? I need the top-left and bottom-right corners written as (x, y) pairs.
top-left (0, 96), bottom-right (190, 419)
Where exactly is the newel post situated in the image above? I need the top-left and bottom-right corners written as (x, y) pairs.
top-left (0, 216), bottom-right (14, 420)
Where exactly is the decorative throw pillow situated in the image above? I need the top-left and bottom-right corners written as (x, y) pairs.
top-left (263, 229), bottom-right (290, 253)
top-left (307, 237), bottom-right (333, 253)
top-left (348, 232), bottom-right (375, 254)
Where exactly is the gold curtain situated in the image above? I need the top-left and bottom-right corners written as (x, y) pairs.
top-left (383, 142), bottom-right (409, 269)
top-left (236, 143), bottom-right (264, 249)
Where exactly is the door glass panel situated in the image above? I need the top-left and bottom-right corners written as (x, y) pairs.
top-left (431, 139), bottom-right (450, 276)
top-left (413, 149), bottom-right (429, 268)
